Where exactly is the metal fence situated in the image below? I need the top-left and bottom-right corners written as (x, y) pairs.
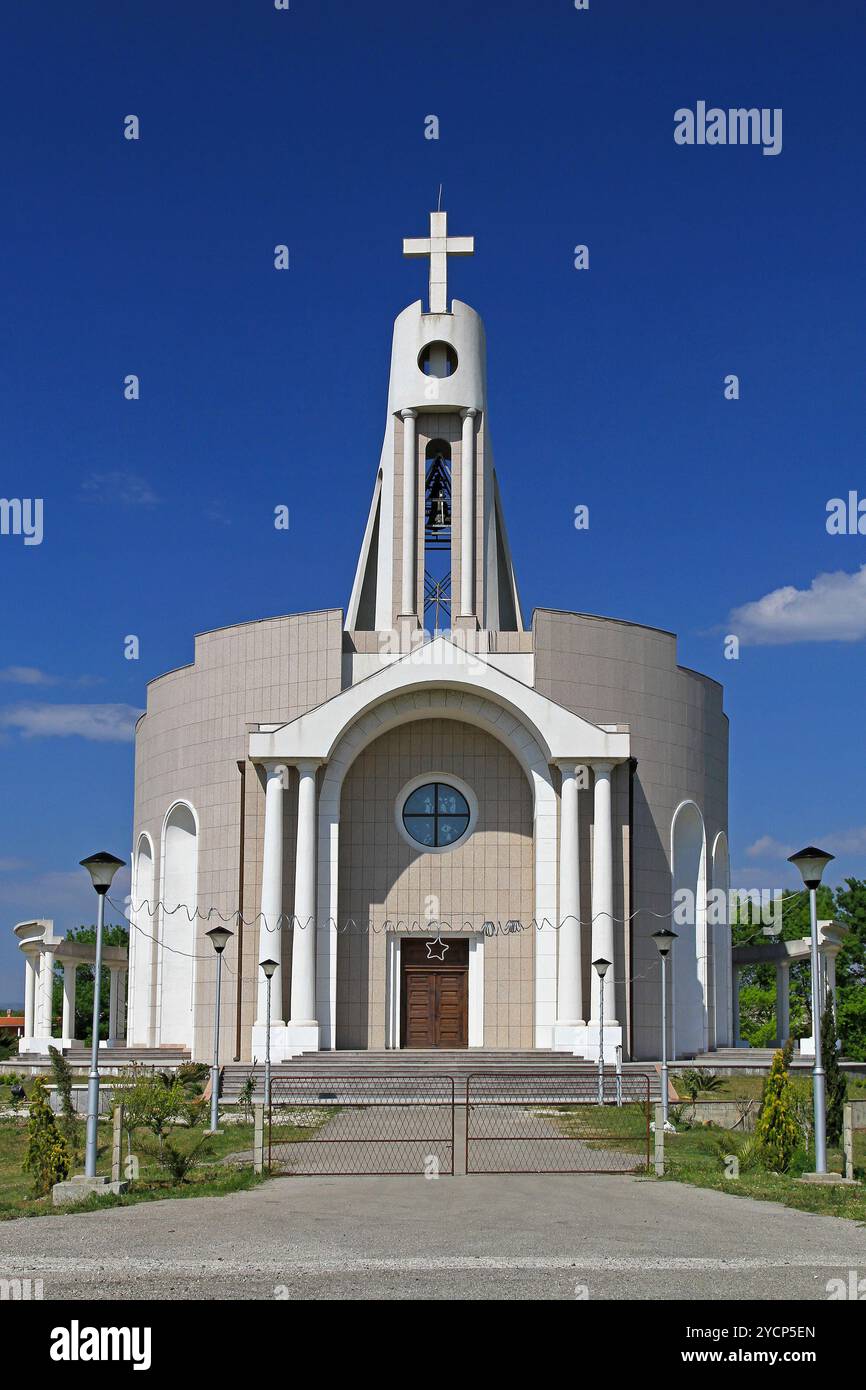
top-left (268, 1074), bottom-right (455, 1175)
top-left (465, 1072), bottom-right (651, 1174)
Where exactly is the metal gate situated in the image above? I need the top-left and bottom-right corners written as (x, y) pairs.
top-left (465, 1071), bottom-right (651, 1173)
top-left (268, 1074), bottom-right (455, 1175)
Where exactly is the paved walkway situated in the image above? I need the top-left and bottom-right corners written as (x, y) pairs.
top-left (1, 1175), bottom-right (864, 1300)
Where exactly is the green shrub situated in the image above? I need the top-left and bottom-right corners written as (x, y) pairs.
top-left (755, 1049), bottom-right (800, 1172)
top-left (22, 1076), bottom-right (70, 1196)
top-left (48, 1046), bottom-right (80, 1161)
top-left (820, 997), bottom-right (847, 1147)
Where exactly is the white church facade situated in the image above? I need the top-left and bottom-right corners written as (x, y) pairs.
top-left (126, 212), bottom-right (731, 1065)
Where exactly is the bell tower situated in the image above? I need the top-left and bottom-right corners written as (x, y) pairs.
top-left (346, 210), bottom-right (523, 639)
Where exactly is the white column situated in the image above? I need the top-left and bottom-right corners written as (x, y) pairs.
top-left (38, 949), bottom-right (54, 1038)
top-left (400, 409), bottom-right (418, 615)
top-left (731, 964), bottom-right (741, 1045)
top-left (556, 763), bottom-right (583, 1026)
top-left (118, 969), bottom-right (127, 1041)
top-left (825, 950), bottom-right (838, 1011)
top-left (290, 761), bottom-right (319, 1025)
top-left (460, 408), bottom-right (477, 616)
top-left (108, 967), bottom-right (120, 1044)
top-left (61, 961), bottom-right (77, 1040)
top-left (775, 960), bottom-right (790, 1046)
top-left (24, 954), bottom-right (36, 1039)
top-left (589, 762), bottom-right (617, 1024)
top-left (256, 763), bottom-right (287, 1026)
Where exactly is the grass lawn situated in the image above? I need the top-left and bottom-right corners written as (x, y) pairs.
top-left (670, 1071), bottom-right (866, 1103)
top-left (0, 1111), bottom-right (265, 1220)
top-left (660, 1125), bottom-right (866, 1221)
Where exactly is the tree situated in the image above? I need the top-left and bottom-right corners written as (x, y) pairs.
top-left (755, 1048), bottom-right (800, 1173)
top-left (48, 1045), bottom-right (80, 1161)
top-left (51, 924), bottom-right (128, 1042)
top-left (833, 877), bottom-right (866, 1061)
top-left (820, 994), bottom-right (847, 1147)
top-left (23, 1076), bottom-right (70, 1197)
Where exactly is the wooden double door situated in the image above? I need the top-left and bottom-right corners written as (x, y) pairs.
top-left (401, 938), bottom-right (469, 1048)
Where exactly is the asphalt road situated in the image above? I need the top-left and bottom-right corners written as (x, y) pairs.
top-left (2, 1175), bottom-right (864, 1300)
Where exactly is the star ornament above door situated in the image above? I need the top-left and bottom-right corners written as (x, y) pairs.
top-left (425, 934), bottom-right (450, 961)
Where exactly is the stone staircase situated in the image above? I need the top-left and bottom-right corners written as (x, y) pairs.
top-left (220, 1050), bottom-right (663, 1101)
top-left (63, 1044), bottom-right (192, 1072)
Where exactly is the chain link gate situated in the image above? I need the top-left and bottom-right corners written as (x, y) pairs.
top-left (465, 1072), bottom-right (652, 1173)
top-left (268, 1074), bottom-right (455, 1175)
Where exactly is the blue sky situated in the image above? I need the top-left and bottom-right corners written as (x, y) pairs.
top-left (1, 1), bottom-right (865, 1002)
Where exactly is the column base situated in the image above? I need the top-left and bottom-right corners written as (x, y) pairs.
top-left (251, 1021), bottom-right (320, 1060)
top-left (552, 1021), bottom-right (587, 1053)
top-left (578, 1022), bottom-right (623, 1062)
top-left (18, 1036), bottom-right (75, 1055)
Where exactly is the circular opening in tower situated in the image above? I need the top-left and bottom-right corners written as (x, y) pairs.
top-left (418, 341), bottom-right (458, 378)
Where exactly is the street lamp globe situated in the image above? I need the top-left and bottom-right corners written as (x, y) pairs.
top-left (652, 928), bottom-right (678, 958)
top-left (79, 851), bottom-right (126, 894)
top-left (206, 926), bottom-right (234, 954)
top-left (787, 846), bottom-right (834, 890)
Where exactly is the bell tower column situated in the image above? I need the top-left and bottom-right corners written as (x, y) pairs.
top-left (460, 408), bottom-right (477, 617)
top-left (400, 409), bottom-right (418, 616)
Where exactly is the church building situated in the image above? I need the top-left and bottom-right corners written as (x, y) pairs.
top-left (127, 211), bottom-right (731, 1065)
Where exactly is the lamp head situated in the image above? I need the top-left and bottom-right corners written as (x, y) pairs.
top-left (592, 956), bottom-right (611, 980)
top-left (787, 845), bottom-right (834, 891)
top-left (260, 958), bottom-right (279, 980)
top-left (652, 928), bottom-right (678, 959)
top-left (206, 926), bottom-right (233, 954)
top-left (80, 851), bottom-right (126, 894)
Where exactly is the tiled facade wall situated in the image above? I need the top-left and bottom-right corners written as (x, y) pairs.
top-left (133, 610), bottom-right (343, 1062)
top-left (336, 718), bottom-right (534, 1048)
top-left (533, 609), bottom-right (728, 1060)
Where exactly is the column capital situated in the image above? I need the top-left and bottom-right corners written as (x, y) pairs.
top-left (290, 758), bottom-right (324, 777)
top-left (400, 407), bottom-right (418, 421)
top-left (460, 406), bottom-right (477, 420)
top-left (589, 759), bottom-right (614, 776)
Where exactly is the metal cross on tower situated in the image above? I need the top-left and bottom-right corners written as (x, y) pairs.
top-left (403, 211), bottom-right (475, 314)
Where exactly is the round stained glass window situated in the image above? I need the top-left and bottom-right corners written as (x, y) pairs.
top-left (401, 781), bottom-right (471, 850)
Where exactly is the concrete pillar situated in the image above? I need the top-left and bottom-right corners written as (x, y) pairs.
top-left (38, 949), bottom-right (54, 1038)
top-left (61, 961), bottom-right (77, 1039)
top-left (24, 954), bottom-right (37, 1039)
top-left (118, 970), bottom-right (127, 1041)
top-left (589, 762), bottom-right (617, 1024)
top-left (459, 408), bottom-right (477, 616)
top-left (108, 967), bottom-right (120, 1044)
top-left (556, 763), bottom-right (583, 1027)
top-left (290, 761), bottom-right (319, 1024)
top-left (775, 960), bottom-right (790, 1046)
top-left (256, 763), bottom-right (287, 1026)
top-left (400, 409), bottom-right (418, 616)
top-left (825, 951), bottom-right (838, 1013)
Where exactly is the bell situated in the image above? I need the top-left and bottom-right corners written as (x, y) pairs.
top-left (427, 475), bottom-right (451, 530)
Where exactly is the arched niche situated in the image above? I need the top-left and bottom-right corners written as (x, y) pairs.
top-left (158, 803), bottom-right (198, 1047)
top-left (671, 800), bottom-right (708, 1058)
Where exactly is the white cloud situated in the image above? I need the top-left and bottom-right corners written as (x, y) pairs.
top-left (0, 703), bottom-right (142, 741)
top-left (81, 471), bottom-right (158, 507)
top-left (0, 857), bottom-right (30, 872)
top-left (745, 835), bottom-right (794, 861)
top-left (0, 666), bottom-right (58, 686)
top-left (729, 564), bottom-right (866, 644)
top-left (824, 825), bottom-right (866, 856)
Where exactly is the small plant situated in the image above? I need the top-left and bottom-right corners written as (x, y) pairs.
top-left (237, 1066), bottom-right (257, 1126)
top-left (22, 1076), bottom-right (70, 1197)
top-left (48, 1045), bottom-right (81, 1161)
top-left (176, 1062), bottom-right (209, 1095)
top-left (755, 1048), bottom-right (800, 1173)
top-left (820, 996), bottom-right (847, 1148)
top-left (111, 1066), bottom-right (213, 1185)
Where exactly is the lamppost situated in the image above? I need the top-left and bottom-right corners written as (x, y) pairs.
top-left (788, 846), bottom-right (834, 1175)
top-left (652, 928), bottom-right (678, 1126)
top-left (593, 957), bottom-right (611, 1105)
top-left (260, 958), bottom-right (279, 1111)
top-left (206, 926), bottom-right (233, 1132)
top-left (80, 851), bottom-right (126, 1179)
